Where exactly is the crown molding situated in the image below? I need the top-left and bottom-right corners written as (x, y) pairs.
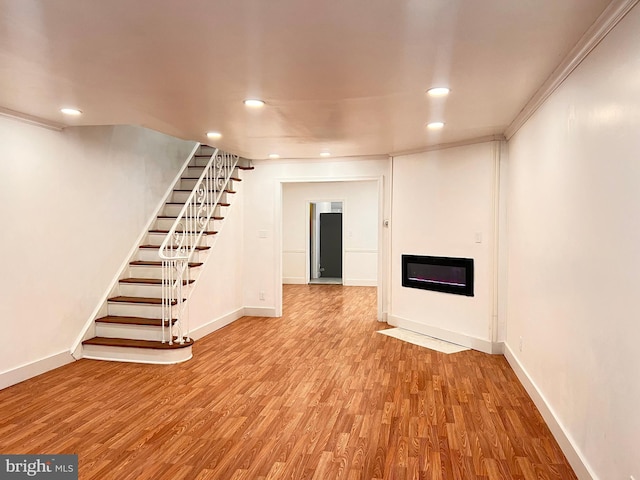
top-left (390, 134), bottom-right (506, 158)
top-left (504, 0), bottom-right (640, 140)
top-left (0, 106), bottom-right (65, 131)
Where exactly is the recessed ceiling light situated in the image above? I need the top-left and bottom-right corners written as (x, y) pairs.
top-left (268, 153), bottom-right (280, 159)
top-left (206, 131), bottom-right (222, 139)
top-left (320, 152), bottom-right (331, 157)
top-left (426, 87), bottom-right (450, 97)
top-left (244, 99), bottom-right (265, 108)
top-left (60, 108), bottom-right (82, 115)
top-left (427, 122), bottom-right (445, 130)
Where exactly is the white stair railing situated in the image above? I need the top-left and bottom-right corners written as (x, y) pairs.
top-left (159, 148), bottom-right (240, 344)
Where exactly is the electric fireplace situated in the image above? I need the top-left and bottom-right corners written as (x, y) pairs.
top-left (402, 255), bottom-right (474, 296)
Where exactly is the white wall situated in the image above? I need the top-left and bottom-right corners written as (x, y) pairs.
top-left (389, 141), bottom-right (501, 352)
top-left (0, 120), bottom-right (195, 387)
top-left (282, 181), bottom-right (379, 286)
top-left (505, 5), bottom-right (640, 479)
top-left (188, 175), bottom-right (245, 339)
top-left (243, 156), bottom-right (390, 317)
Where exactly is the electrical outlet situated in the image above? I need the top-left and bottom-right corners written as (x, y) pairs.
top-left (259, 291), bottom-right (265, 301)
top-left (519, 336), bottom-right (523, 352)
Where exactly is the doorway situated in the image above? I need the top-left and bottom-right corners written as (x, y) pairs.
top-left (309, 201), bottom-right (343, 284)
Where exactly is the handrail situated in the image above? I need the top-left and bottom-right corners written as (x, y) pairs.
top-left (158, 148), bottom-right (240, 344)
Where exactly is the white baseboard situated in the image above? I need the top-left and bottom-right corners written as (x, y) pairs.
top-left (244, 306), bottom-right (278, 317)
top-left (283, 277), bottom-right (306, 284)
top-left (343, 279), bottom-right (378, 287)
top-left (387, 314), bottom-right (497, 354)
top-left (503, 344), bottom-right (596, 480)
top-left (0, 351), bottom-right (74, 391)
top-left (190, 307), bottom-right (245, 340)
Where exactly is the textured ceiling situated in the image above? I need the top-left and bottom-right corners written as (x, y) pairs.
top-left (0, 0), bottom-right (614, 158)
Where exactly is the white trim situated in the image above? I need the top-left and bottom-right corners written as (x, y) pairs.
top-left (344, 248), bottom-right (378, 254)
top-left (505, 0), bottom-right (639, 140)
top-left (254, 154), bottom-right (389, 165)
top-left (490, 141), bottom-right (501, 344)
top-left (387, 314), bottom-right (497, 354)
top-left (0, 106), bottom-right (65, 131)
top-left (503, 344), bottom-right (596, 480)
top-left (278, 175), bottom-right (384, 184)
top-left (491, 342), bottom-right (505, 354)
top-left (343, 279), bottom-right (377, 287)
top-left (0, 351), bottom-right (74, 391)
top-left (82, 346), bottom-right (192, 365)
top-left (70, 142), bottom-right (201, 358)
top-left (283, 277), bottom-right (307, 284)
top-left (190, 307), bottom-right (245, 340)
top-left (275, 183), bottom-right (284, 317)
top-left (390, 135), bottom-right (505, 158)
top-left (283, 249), bottom-right (306, 254)
top-left (384, 157), bottom-right (393, 322)
top-left (244, 306), bottom-right (278, 317)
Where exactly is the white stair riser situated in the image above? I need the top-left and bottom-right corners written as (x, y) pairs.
top-left (162, 203), bottom-right (226, 217)
top-left (185, 166), bottom-right (206, 176)
top-left (82, 344), bottom-right (192, 364)
top-left (145, 233), bottom-right (167, 244)
top-left (96, 323), bottom-right (165, 342)
top-left (198, 146), bottom-right (216, 155)
top-left (155, 217), bottom-right (218, 230)
top-left (171, 190), bottom-right (232, 204)
top-left (128, 266), bottom-right (163, 279)
top-left (137, 248), bottom-right (204, 263)
top-left (192, 157), bottom-right (241, 172)
top-left (108, 302), bottom-right (163, 318)
top-left (145, 233), bottom-right (211, 248)
top-left (193, 156), bottom-right (227, 167)
top-left (179, 177), bottom-right (233, 190)
top-left (137, 248), bottom-right (161, 262)
top-left (119, 283), bottom-right (160, 298)
top-left (127, 266), bottom-right (202, 281)
top-left (119, 282), bottom-right (193, 298)
top-left (193, 155), bottom-right (249, 170)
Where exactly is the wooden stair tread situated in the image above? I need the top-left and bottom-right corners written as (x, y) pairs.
top-left (148, 229), bottom-right (218, 235)
top-left (119, 277), bottom-right (195, 285)
top-left (139, 244), bottom-right (210, 251)
top-left (181, 176), bottom-right (231, 180)
top-left (95, 315), bottom-right (176, 326)
top-left (83, 337), bottom-right (193, 349)
top-left (158, 215), bottom-right (224, 220)
top-left (108, 295), bottom-right (185, 305)
top-left (129, 260), bottom-right (203, 268)
top-left (174, 189), bottom-right (236, 194)
top-left (165, 202), bottom-right (231, 207)
top-left (186, 168), bottom-right (242, 181)
top-left (237, 165), bottom-right (254, 170)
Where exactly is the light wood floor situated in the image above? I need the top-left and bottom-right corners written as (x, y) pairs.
top-left (0, 285), bottom-right (576, 479)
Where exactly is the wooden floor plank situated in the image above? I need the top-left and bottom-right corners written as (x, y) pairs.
top-left (0, 284), bottom-right (577, 479)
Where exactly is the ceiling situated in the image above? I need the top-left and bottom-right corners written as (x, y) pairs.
top-left (0, 0), bottom-right (615, 159)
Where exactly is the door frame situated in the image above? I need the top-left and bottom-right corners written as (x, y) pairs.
top-left (276, 176), bottom-right (386, 320)
top-left (307, 200), bottom-right (344, 282)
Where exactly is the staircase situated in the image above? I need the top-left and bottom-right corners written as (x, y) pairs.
top-left (81, 145), bottom-right (253, 364)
